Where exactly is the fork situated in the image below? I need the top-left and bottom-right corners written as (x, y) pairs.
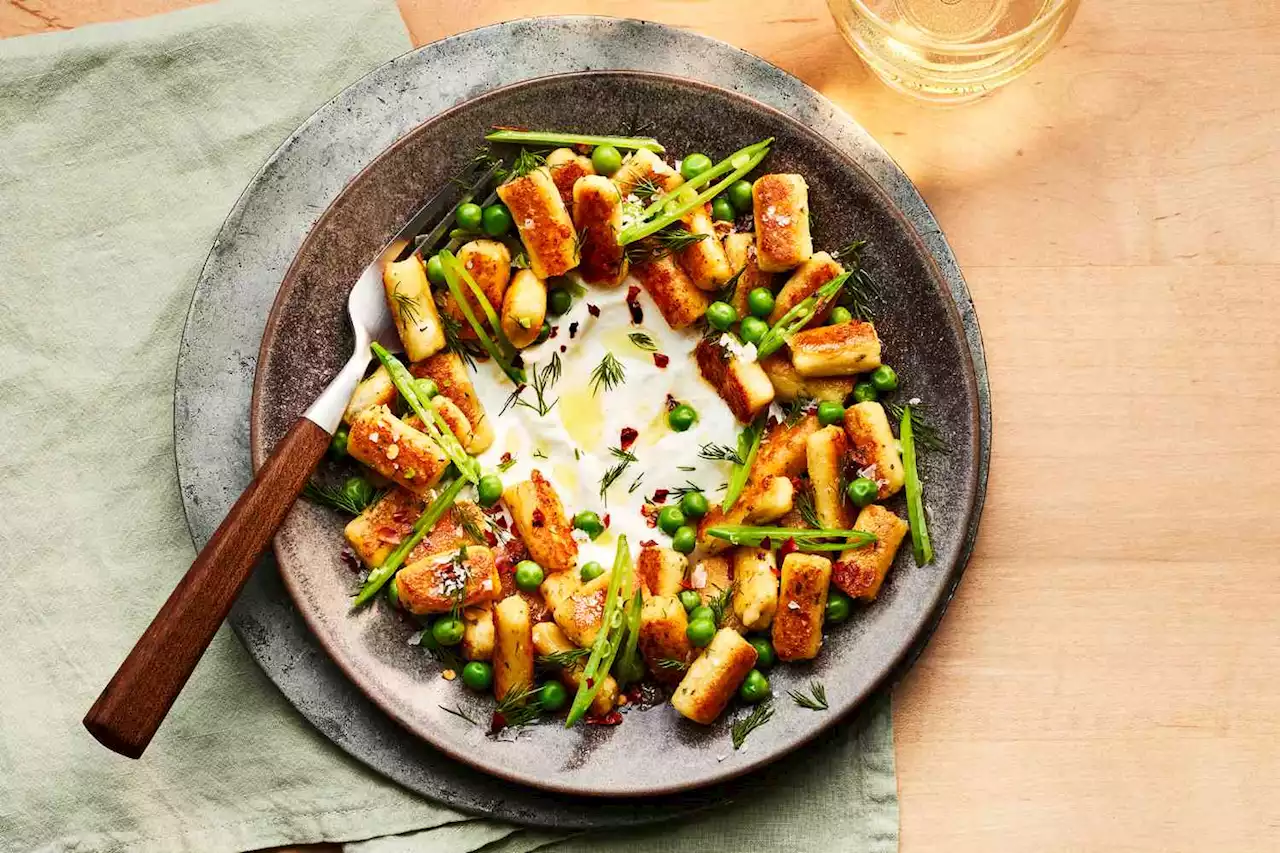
top-left (79, 160), bottom-right (494, 758)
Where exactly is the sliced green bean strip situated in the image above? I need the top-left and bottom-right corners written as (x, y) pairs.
top-left (566, 535), bottom-right (632, 727)
top-left (704, 525), bottom-right (878, 550)
top-left (439, 252), bottom-right (526, 385)
top-left (613, 588), bottom-right (645, 686)
top-left (442, 248), bottom-right (517, 359)
top-left (723, 418), bottom-right (764, 512)
top-left (484, 129), bottom-right (664, 152)
top-left (755, 271), bottom-right (852, 358)
top-left (352, 476), bottom-right (467, 608)
top-left (639, 139), bottom-right (772, 219)
top-left (900, 406), bottom-right (934, 565)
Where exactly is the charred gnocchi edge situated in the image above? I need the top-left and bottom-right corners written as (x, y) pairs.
top-left (639, 595), bottom-right (693, 684)
top-left (343, 364), bottom-right (396, 425)
top-left (633, 253), bottom-right (710, 329)
top-left (496, 167), bottom-right (578, 279)
top-left (532, 622), bottom-right (617, 715)
top-left (692, 338), bottom-right (775, 423)
top-left (772, 552), bottom-right (832, 662)
top-left (759, 352), bottom-right (855, 403)
top-left (546, 147), bottom-right (596, 210)
top-left (677, 203), bottom-right (733, 291)
top-left (492, 595), bottom-right (535, 701)
top-left (411, 351), bottom-right (495, 454)
top-left (347, 405), bottom-right (450, 494)
top-left (573, 175), bottom-right (629, 286)
top-left (746, 476), bottom-right (794, 524)
top-left (806, 426), bottom-right (853, 530)
top-left (834, 504), bottom-right (910, 601)
top-left (843, 401), bottom-right (905, 499)
top-left (501, 470), bottom-right (578, 572)
top-left (752, 173), bottom-right (813, 273)
top-left (723, 232), bottom-right (773, 319)
top-left (444, 240), bottom-right (511, 325)
top-left (768, 252), bottom-right (843, 326)
top-left (636, 545), bottom-right (688, 598)
top-left (395, 545), bottom-right (499, 615)
top-left (613, 148), bottom-right (684, 197)
top-left (789, 320), bottom-right (883, 378)
top-left (551, 572), bottom-right (611, 648)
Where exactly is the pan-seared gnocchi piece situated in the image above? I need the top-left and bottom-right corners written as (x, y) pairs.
top-left (633, 254), bottom-right (710, 330)
top-left (748, 475), bottom-right (794, 524)
top-left (497, 167), bottom-right (578, 278)
top-left (789, 320), bottom-right (882, 378)
top-left (637, 544), bottom-right (688, 598)
top-left (572, 175), bottom-right (628, 286)
top-left (502, 469), bottom-right (578, 572)
top-left (692, 554), bottom-right (732, 603)
top-left (393, 545), bottom-right (500, 616)
top-left (383, 255), bottom-right (446, 361)
top-left (550, 571), bottom-right (611, 647)
top-left (612, 148), bottom-right (684, 197)
top-left (723, 232), bottom-right (775, 320)
top-left (752, 174), bottom-right (812, 273)
top-left (693, 338), bottom-right (775, 423)
top-left (833, 504), bottom-right (909, 601)
top-left (539, 571), bottom-right (580, 613)
top-left (545, 147), bottom-right (595, 210)
top-left (403, 395), bottom-right (474, 453)
top-left (532, 622), bottom-right (618, 715)
top-left (732, 547), bottom-right (778, 631)
top-left (771, 552), bottom-right (831, 661)
top-left (843, 401), bottom-right (905, 499)
top-left (769, 252), bottom-right (843, 326)
top-left (442, 239), bottom-right (511, 331)
top-left (347, 405), bottom-right (449, 494)
top-left (678, 203), bottom-right (733, 291)
top-left (411, 351), bottom-right (494, 454)
top-left (462, 604), bottom-right (494, 661)
top-left (345, 490), bottom-right (484, 568)
top-left (639, 595), bottom-right (693, 684)
top-left (759, 352), bottom-right (856, 404)
top-left (500, 269), bottom-right (547, 349)
top-left (807, 425), bottom-right (853, 530)
top-left (492, 595), bottom-right (535, 702)
top-left (343, 365), bottom-right (396, 424)
top-left (671, 628), bottom-right (759, 724)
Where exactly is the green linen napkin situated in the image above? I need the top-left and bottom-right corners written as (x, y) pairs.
top-left (0, 1), bottom-right (899, 851)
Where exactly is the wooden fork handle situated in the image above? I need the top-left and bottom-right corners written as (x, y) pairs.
top-left (84, 417), bottom-right (331, 758)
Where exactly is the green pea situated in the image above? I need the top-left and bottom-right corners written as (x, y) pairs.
top-left (572, 510), bottom-right (604, 539)
top-left (387, 575), bottom-right (401, 609)
top-left (514, 560), bottom-right (545, 592)
top-left (678, 589), bottom-right (702, 612)
top-left (679, 491), bottom-right (709, 519)
top-left (539, 680), bottom-right (568, 712)
top-left (847, 477), bottom-right (878, 507)
top-left (329, 425), bottom-right (350, 457)
top-left (432, 615), bottom-right (465, 647)
top-left (580, 560), bottom-right (605, 582)
top-left (738, 669), bottom-right (770, 703)
top-left (455, 202), bottom-right (483, 232)
top-left (746, 287), bottom-right (775, 318)
top-left (535, 320), bottom-right (552, 343)
top-left (657, 506), bottom-right (686, 535)
top-left (481, 203), bottom-right (512, 237)
top-left (476, 474), bottom-right (503, 507)
top-left (739, 316), bottom-right (768, 345)
top-left (668, 403), bottom-right (697, 432)
top-left (689, 604), bottom-right (713, 624)
top-left (871, 364), bottom-right (899, 392)
top-left (591, 144), bottom-right (623, 176)
top-left (817, 400), bottom-right (845, 427)
top-left (826, 590), bottom-right (852, 624)
top-left (706, 301), bottom-right (737, 331)
top-left (414, 377), bottom-right (439, 400)
top-left (747, 636), bottom-right (776, 670)
top-left (853, 381), bottom-right (879, 403)
top-left (727, 179), bottom-right (754, 214)
top-left (342, 476), bottom-right (374, 509)
top-left (680, 153), bottom-right (713, 179)
top-left (829, 306), bottom-right (853, 325)
top-left (461, 660), bottom-right (493, 691)
top-left (425, 254), bottom-right (446, 285)
top-left (671, 525), bottom-right (697, 554)
top-left (711, 197), bottom-right (735, 222)
top-left (547, 288), bottom-right (573, 316)
top-left (686, 617), bottom-right (716, 647)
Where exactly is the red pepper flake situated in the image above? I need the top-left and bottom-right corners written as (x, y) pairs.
top-left (625, 685), bottom-right (645, 704)
top-left (619, 427), bottom-right (638, 450)
top-left (640, 539), bottom-right (657, 548)
top-left (493, 514), bottom-right (509, 530)
top-left (548, 325), bottom-right (559, 339)
top-left (499, 451), bottom-right (513, 467)
top-left (779, 537), bottom-right (800, 559)
top-left (680, 576), bottom-right (694, 590)
top-left (531, 508), bottom-right (546, 528)
top-left (653, 353), bottom-right (670, 368)
top-left (569, 322), bottom-right (580, 339)
top-left (641, 504), bottom-right (659, 527)
top-left (626, 286), bottom-right (644, 324)
top-left (767, 415), bottom-right (780, 430)
top-left (587, 303), bottom-right (601, 317)
top-left (603, 513), bottom-right (611, 528)
top-left (560, 345), bottom-right (567, 353)
top-left (759, 536), bottom-right (772, 551)
top-left (484, 530), bottom-right (498, 547)
top-left (651, 488), bottom-right (669, 504)
top-left (665, 394), bottom-right (679, 411)
top-left (340, 547), bottom-right (361, 572)
top-left (585, 710), bottom-right (623, 726)
top-left (490, 712), bottom-right (507, 732)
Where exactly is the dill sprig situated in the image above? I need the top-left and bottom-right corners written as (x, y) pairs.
top-left (715, 265), bottom-right (746, 308)
top-left (832, 239), bottom-right (878, 320)
top-left (656, 657), bottom-right (689, 671)
top-left (886, 401), bottom-right (948, 453)
top-left (302, 480), bottom-right (381, 515)
top-left (571, 225), bottom-right (589, 264)
top-left (658, 480), bottom-right (704, 502)
top-left (536, 648), bottom-right (591, 668)
top-left (630, 175), bottom-right (664, 202)
top-left (783, 395), bottom-right (813, 426)
top-left (440, 704), bottom-right (477, 725)
top-left (628, 332), bottom-right (658, 351)
top-left (624, 225), bottom-right (707, 265)
top-left (731, 700), bottom-right (774, 750)
top-left (437, 309), bottom-right (482, 370)
top-left (390, 287), bottom-right (424, 329)
top-left (504, 148), bottom-right (546, 181)
top-left (599, 446), bottom-right (638, 504)
top-left (589, 352), bottom-right (626, 395)
top-left (794, 484), bottom-right (821, 529)
top-left (506, 352), bottom-right (562, 417)
top-left (493, 682), bottom-right (543, 729)
top-left (417, 627), bottom-right (464, 672)
top-left (698, 442), bottom-right (743, 465)
top-left (628, 473), bottom-right (645, 494)
top-left (455, 505), bottom-right (488, 545)
top-left (512, 250), bottom-right (530, 269)
top-left (789, 681), bottom-right (829, 711)
top-left (707, 584), bottom-right (734, 628)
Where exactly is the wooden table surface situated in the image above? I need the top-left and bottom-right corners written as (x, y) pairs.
top-left (9, 1), bottom-right (1278, 850)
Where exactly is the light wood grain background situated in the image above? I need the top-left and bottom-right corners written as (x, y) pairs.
top-left (8, 1), bottom-right (1277, 850)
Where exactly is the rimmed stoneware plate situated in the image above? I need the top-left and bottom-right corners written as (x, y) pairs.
top-left (176, 17), bottom-right (990, 824)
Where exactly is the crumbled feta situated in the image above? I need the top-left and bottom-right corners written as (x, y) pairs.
top-left (909, 397), bottom-right (922, 405)
top-left (690, 563), bottom-right (708, 590)
top-left (787, 600), bottom-right (801, 610)
top-left (385, 444), bottom-right (399, 460)
top-left (571, 528), bottom-right (592, 544)
top-left (857, 463), bottom-right (879, 481)
top-left (369, 432), bottom-right (379, 443)
top-left (719, 334), bottom-right (758, 364)
top-left (775, 215), bottom-right (792, 227)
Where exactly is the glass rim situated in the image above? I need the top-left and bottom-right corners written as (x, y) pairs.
top-left (845, 0), bottom-right (1078, 54)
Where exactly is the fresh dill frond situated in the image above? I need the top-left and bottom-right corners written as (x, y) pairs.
top-left (536, 648), bottom-right (591, 668)
top-left (885, 402), bottom-right (948, 452)
top-left (628, 473), bottom-right (645, 494)
top-left (506, 147), bottom-right (546, 181)
top-left (660, 480), bottom-right (704, 501)
top-left (455, 506), bottom-right (488, 545)
top-left (624, 225), bottom-right (707, 265)
top-left (731, 701), bottom-right (774, 750)
top-left (707, 584), bottom-right (734, 628)
top-left (794, 484), bottom-right (821, 529)
top-left (511, 250), bottom-right (530, 270)
top-left (390, 287), bottom-right (423, 329)
top-left (783, 395), bottom-right (813, 426)
top-left (571, 225), bottom-right (589, 264)
top-left (656, 657), bottom-right (689, 671)
top-left (511, 352), bottom-right (562, 417)
top-left (831, 240), bottom-right (878, 321)
top-left (630, 175), bottom-right (664, 202)
top-left (628, 332), bottom-right (658, 351)
top-left (438, 309), bottom-right (481, 370)
top-left (589, 352), bottom-right (626, 395)
top-left (832, 238), bottom-right (868, 267)
top-left (599, 446), bottom-right (638, 504)
top-left (789, 681), bottom-right (829, 711)
top-left (494, 682), bottom-right (543, 728)
top-left (611, 446), bottom-right (639, 463)
top-left (678, 465), bottom-right (696, 472)
top-left (715, 265), bottom-right (746, 308)
top-left (302, 481), bottom-right (381, 515)
top-left (532, 448), bottom-right (548, 459)
top-left (440, 704), bottom-right (477, 725)
top-left (698, 442), bottom-right (744, 465)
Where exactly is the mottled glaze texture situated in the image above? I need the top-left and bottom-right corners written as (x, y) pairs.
top-left (175, 18), bottom-right (990, 826)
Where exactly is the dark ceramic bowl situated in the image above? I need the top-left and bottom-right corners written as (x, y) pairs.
top-left (249, 70), bottom-right (980, 797)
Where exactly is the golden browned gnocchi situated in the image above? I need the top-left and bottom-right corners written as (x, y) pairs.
top-left (752, 173), bottom-right (812, 272)
top-left (497, 167), bottom-right (578, 278)
top-left (500, 269), bottom-right (547, 349)
top-left (346, 405), bottom-right (449, 494)
top-left (671, 628), bottom-right (758, 724)
top-left (772, 552), bottom-right (832, 661)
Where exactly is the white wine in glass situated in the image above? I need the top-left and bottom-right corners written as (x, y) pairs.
top-left (829, 0), bottom-right (1081, 105)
